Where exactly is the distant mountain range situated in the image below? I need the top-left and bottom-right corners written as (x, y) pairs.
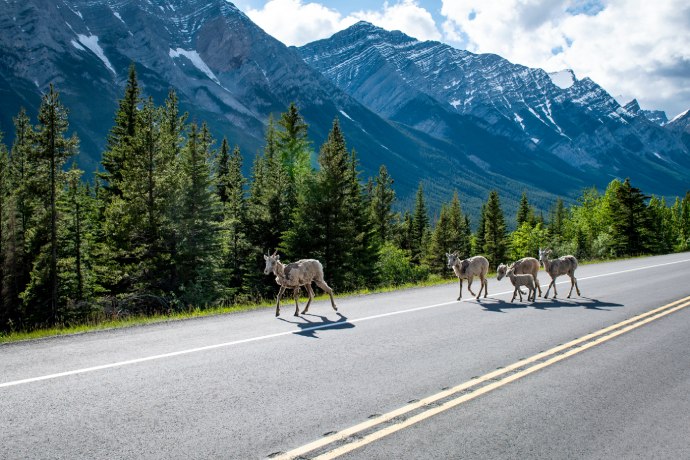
top-left (1, 1), bottom-right (688, 220)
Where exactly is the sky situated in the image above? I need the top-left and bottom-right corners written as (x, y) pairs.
top-left (231, 0), bottom-right (690, 119)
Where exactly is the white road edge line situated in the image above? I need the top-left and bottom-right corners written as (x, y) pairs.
top-left (2, 257), bottom-right (689, 388)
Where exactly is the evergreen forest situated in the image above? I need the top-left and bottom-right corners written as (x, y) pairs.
top-left (1, 67), bottom-right (689, 335)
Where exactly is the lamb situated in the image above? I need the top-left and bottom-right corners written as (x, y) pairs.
top-left (538, 248), bottom-right (581, 299)
top-left (446, 252), bottom-right (489, 300)
top-left (496, 257), bottom-right (542, 297)
top-left (263, 251), bottom-right (337, 317)
top-left (505, 264), bottom-right (537, 302)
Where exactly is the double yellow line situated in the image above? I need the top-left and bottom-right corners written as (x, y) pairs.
top-left (274, 295), bottom-right (690, 460)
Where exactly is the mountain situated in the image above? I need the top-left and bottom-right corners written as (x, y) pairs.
top-left (2, 5), bottom-right (687, 222)
top-left (298, 21), bottom-right (690, 199)
top-left (623, 99), bottom-right (668, 126)
top-left (0, 0), bottom-right (593, 219)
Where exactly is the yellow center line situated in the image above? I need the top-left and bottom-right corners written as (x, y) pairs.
top-left (275, 295), bottom-right (690, 460)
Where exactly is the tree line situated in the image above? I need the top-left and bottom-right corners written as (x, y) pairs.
top-left (1, 65), bottom-right (689, 333)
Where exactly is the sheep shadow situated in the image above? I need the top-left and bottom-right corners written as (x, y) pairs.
top-left (533, 296), bottom-right (624, 311)
top-left (277, 312), bottom-right (354, 338)
top-left (479, 298), bottom-right (530, 313)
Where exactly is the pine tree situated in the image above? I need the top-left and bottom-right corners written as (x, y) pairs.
top-left (411, 183), bottom-right (429, 265)
top-left (0, 132), bottom-right (8, 329)
top-left (217, 143), bottom-right (249, 302)
top-left (3, 110), bottom-right (34, 330)
top-left (516, 191), bottom-right (534, 227)
top-left (282, 118), bottom-right (356, 289)
top-left (610, 178), bottom-right (652, 256)
top-left (22, 84), bottom-right (78, 325)
top-left (370, 164), bottom-right (396, 244)
top-left (428, 204), bottom-right (452, 276)
top-left (474, 203), bottom-right (487, 255)
top-left (447, 191), bottom-right (471, 257)
top-left (176, 122), bottom-right (220, 306)
top-left (482, 190), bottom-right (507, 269)
top-left (549, 198), bottom-right (566, 240)
top-left (99, 63), bottom-right (140, 199)
top-left (277, 103), bottom-right (312, 194)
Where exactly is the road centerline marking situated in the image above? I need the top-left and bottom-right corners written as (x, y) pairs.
top-left (273, 296), bottom-right (690, 460)
top-left (2, 258), bottom-right (690, 389)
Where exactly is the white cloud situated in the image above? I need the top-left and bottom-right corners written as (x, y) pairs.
top-left (245, 0), bottom-right (441, 47)
top-left (440, 0), bottom-right (690, 117)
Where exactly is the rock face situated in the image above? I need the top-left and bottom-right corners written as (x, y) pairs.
top-left (299, 21), bottom-right (690, 197)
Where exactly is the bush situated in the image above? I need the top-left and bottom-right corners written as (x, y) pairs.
top-left (376, 242), bottom-right (429, 286)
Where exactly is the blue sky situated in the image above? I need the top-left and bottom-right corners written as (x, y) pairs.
top-left (232, 0), bottom-right (690, 119)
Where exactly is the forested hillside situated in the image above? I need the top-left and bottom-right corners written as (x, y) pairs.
top-left (1, 72), bottom-right (689, 335)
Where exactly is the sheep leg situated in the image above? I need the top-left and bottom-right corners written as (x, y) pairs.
top-left (467, 276), bottom-right (476, 296)
top-left (535, 277), bottom-right (542, 297)
top-left (477, 274), bottom-right (487, 299)
top-left (457, 278), bottom-right (463, 300)
top-left (510, 287), bottom-right (516, 302)
top-left (293, 288), bottom-right (300, 316)
top-left (276, 285), bottom-right (287, 316)
top-left (544, 278), bottom-right (554, 299)
top-left (315, 279), bottom-right (337, 311)
top-left (302, 283), bottom-right (315, 314)
top-left (567, 275), bottom-right (581, 298)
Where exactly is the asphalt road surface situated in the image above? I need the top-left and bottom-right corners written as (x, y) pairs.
top-left (2, 253), bottom-right (690, 459)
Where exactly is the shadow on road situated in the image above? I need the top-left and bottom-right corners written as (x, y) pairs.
top-left (478, 298), bottom-right (529, 313)
top-left (533, 296), bottom-right (624, 311)
top-left (475, 296), bottom-right (624, 313)
top-left (277, 312), bottom-right (354, 338)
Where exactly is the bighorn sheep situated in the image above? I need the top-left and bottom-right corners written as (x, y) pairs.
top-left (538, 248), bottom-right (581, 299)
top-left (446, 252), bottom-right (489, 300)
top-left (263, 251), bottom-right (337, 317)
top-left (496, 257), bottom-right (542, 297)
top-left (505, 264), bottom-right (536, 302)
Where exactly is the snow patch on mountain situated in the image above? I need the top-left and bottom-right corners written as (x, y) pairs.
top-left (77, 34), bottom-right (116, 75)
top-left (169, 48), bottom-right (220, 85)
top-left (548, 69), bottom-right (575, 89)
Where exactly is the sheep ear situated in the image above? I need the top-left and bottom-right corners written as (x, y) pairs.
top-left (275, 255), bottom-right (280, 260)
top-left (263, 254), bottom-right (268, 260)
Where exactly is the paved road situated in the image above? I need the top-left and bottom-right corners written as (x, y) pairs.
top-left (1, 253), bottom-right (690, 459)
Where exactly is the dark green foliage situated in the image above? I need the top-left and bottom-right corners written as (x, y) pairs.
top-left (99, 63), bottom-right (140, 200)
top-left (516, 191), bottom-right (534, 227)
top-left (22, 84), bottom-right (78, 326)
top-left (609, 178), bottom-right (652, 256)
top-left (482, 190), bottom-right (507, 269)
top-left (2, 91), bottom-right (690, 335)
top-left (370, 165), bottom-right (396, 244)
top-left (410, 183), bottom-right (429, 264)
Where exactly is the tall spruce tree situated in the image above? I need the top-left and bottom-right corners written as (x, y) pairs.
top-left (3, 109), bottom-right (34, 329)
top-left (282, 118), bottom-right (356, 289)
top-left (610, 178), bottom-right (651, 256)
top-left (176, 122), bottom-right (220, 306)
top-left (370, 164), bottom-right (396, 244)
top-left (22, 84), bottom-right (78, 325)
top-left (99, 63), bottom-right (140, 199)
top-left (411, 183), bottom-right (429, 265)
top-left (482, 190), bottom-right (507, 269)
top-left (516, 191), bottom-right (534, 227)
top-left (217, 143), bottom-right (249, 302)
top-left (447, 191), bottom-right (471, 257)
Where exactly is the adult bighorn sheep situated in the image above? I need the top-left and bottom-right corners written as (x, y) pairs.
top-left (263, 251), bottom-right (337, 317)
top-left (496, 257), bottom-right (542, 297)
top-left (505, 264), bottom-right (537, 302)
top-left (538, 248), bottom-right (581, 299)
top-left (446, 252), bottom-right (489, 300)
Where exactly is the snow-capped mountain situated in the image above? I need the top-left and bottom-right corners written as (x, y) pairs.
top-left (1, 4), bottom-right (688, 218)
top-left (299, 21), bottom-right (690, 196)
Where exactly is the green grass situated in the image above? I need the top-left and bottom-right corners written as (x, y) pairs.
top-left (0, 253), bottom-right (660, 344)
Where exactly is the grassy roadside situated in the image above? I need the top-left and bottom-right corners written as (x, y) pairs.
top-left (0, 254), bottom-right (655, 344)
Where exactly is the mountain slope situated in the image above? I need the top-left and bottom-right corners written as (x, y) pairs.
top-left (0, 0), bottom-right (592, 219)
top-left (299, 22), bottom-right (690, 197)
